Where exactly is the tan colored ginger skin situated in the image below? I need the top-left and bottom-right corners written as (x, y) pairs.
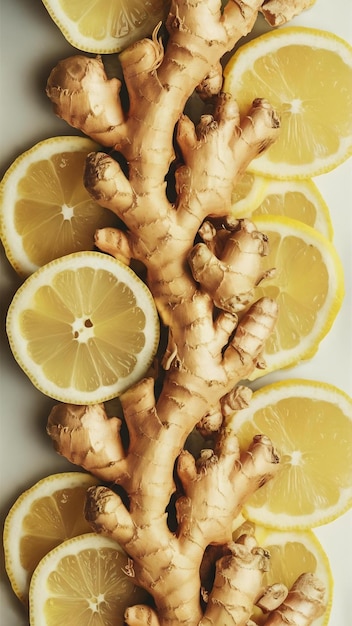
top-left (46, 1), bottom-right (327, 624)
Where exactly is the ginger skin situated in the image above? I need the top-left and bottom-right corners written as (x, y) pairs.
top-left (46, 1), bottom-right (327, 624)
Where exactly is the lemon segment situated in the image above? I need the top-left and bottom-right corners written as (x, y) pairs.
top-left (3, 472), bottom-right (99, 604)
top-left (224, 27), bottom-right (352, 178)
top-left (41, 0), bottom-right (169, 53)
top-left (29, 533), bottom-right (149, 625)
top-left (228, 379), bottom-right (352, 529)
top-left (0, 136), bottom-right (118, 277)
top-left (247, 215), bottom-right (344, 379)
top-left (6, 251), bottom-right (160, 404)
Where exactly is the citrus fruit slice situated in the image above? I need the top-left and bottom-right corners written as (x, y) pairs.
top-left (6, 251), bottom-right (160, 404)
top-left (233, 522), bottom-right (332, 626)
top-left (247, 523), bottom-right (331, 625)
top-left (0, 136), bottom-right (119, 278)
top-left (41, 0), bottom-right (169, 54)
top-left (29, 533), bottom-right (149, 625)
top-left (3, 472), bottom-right (99, 604)
top-left (232, 178), bottom-right (333, 240)
top-left (246, 215), bottom-right (344, 379)
top-left (223, 27), bottom-right (352, 178)
top-left (228, 379), bottom-right (352, 529)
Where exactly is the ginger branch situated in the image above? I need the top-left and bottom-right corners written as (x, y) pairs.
top-left (263, 573), bottom-right (327, 625)
top-left (45, 1), bottom-right (327, 624)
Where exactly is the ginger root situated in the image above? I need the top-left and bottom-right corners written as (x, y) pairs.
top-left (45, 1), bottom-right (327, 624)
top-left (260, 0), bottom-right (316, 26)
top-left (264, 573), bottom-right (327, 625)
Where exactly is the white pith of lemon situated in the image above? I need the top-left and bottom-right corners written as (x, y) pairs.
top-left (3, 472), bottom-right (99, 604)
top-left (28, 533), bottom-right (149, 625)
top-left (232, 177), bottom-right (333, 240)
top-left (6, 251), bottom-right (160, 404)
top-left (41, 0), bottom-right (169, 54)
top-left (247, 215), bottom-right (344, 379)
top-left (228, 379), bottom-right (352, 529)
top-left (0, 136), bottom-right (118, 278)
top-left (224, 27), bottom-right (352, 178)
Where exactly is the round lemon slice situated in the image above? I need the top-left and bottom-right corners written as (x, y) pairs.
top-left (0, 136), bottom-right (118, 278)
top-left (229, 379), bottom-right (352, 529)
top-left (6, 251), bottom-right (160, 404)
top-left (41, 0), bottom-right (169, 54)
top-left (29, 533), bottom-right (149, 625)
top-left (224, 27), bottom-right (352, 178)
top-left (3, 472), bottom-right (99, 604)
top-left (247, 215), bottom-right (344, 379)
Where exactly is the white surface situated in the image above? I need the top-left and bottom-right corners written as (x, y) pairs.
top-left (0, 1), bottom-right (351, 624)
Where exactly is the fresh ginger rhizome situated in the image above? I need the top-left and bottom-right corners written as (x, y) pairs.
top-left (45, 1), bottom-right (328, 624)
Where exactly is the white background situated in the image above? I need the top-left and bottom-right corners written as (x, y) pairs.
top-left (0, 1), bottom-right (351, 624)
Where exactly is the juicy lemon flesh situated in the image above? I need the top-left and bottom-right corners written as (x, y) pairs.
top-left (233, 45), bottom-right (352, 166)
top-left (43, 547), bottom-right (145, 625)
top-left (19, 267), bottom-right (147, 392)
top-left (20, 487), bottom-right (92, 576)
top-left (252, 229), bottom-right (329, 353)
top-left (253, 190), bottom-right (319, 228)
top-left (60, 0), bottom-right (165, 41)
top-left (14, 151), bottom-right (116, 266)
top-left (237, 396), bottom-right (352, 517)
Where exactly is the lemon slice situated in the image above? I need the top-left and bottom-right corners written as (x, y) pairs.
top-left (41, 0), bottom-right (169, 54)
top-left (233, 522), bottom-right (332, 626)
top-left (229, 379), bottom-right (352, 529)
top-left (29, 533), bottom-right (149, 625)
top-left (0, 136), bottom-right (118, 278)
top-left (232, 178), bottom-right (333, 240)
top-left (6, 251), bottom-right (160, 404)
top-left (247, 215), bottom-right (344, 379)
top-left (3, 472), bottom-right (99, 604)
top-left (258, 528), bottom-right (332, 620)
top-left (223, 27), bottom-right (352, 178)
